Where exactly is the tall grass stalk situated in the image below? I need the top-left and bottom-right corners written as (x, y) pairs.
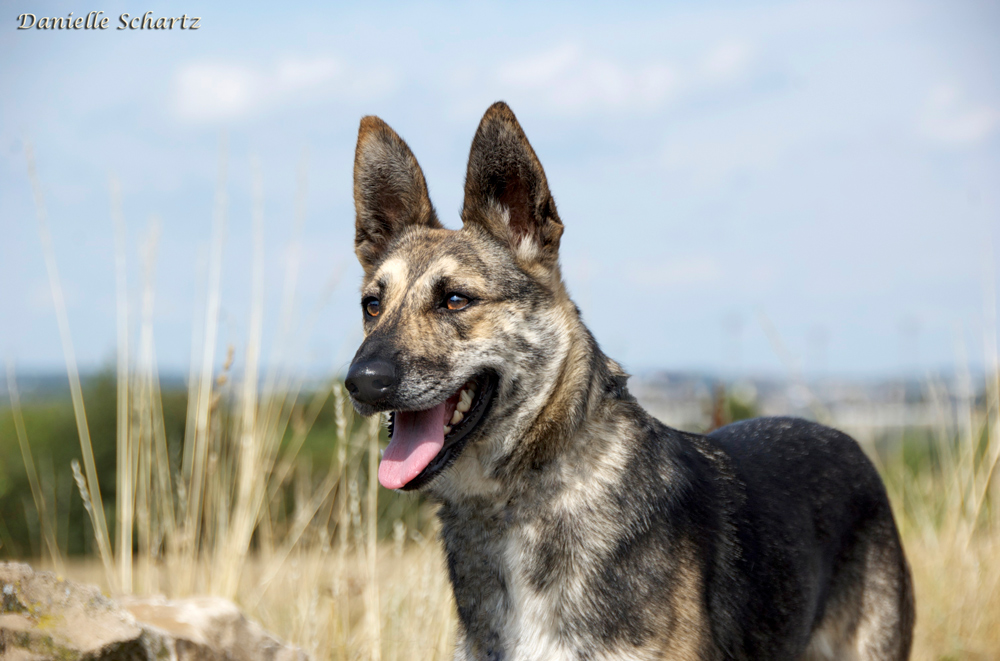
top-left (110, 174), bottom-right (132, 592)
top-left (25, 141), bottom-right (115, 587)
top-left (181, 132), bottom-right (229, 588)
top-left (972, 243), bottom-right (1000, 532)
top-left (5, 363), bottom-right (63, 574)
top-left (135, 217), bottom-right (174, 591)
top-left (218, 154), bottom-right (267, 598)
top-left (366, 415), bottom-right (382, 661)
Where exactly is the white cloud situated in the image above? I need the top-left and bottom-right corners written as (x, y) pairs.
top-left (275, 56), bottom-right (341, 90)
top-left (702, 42), bottom-right (753, 81)
top-left (174, 64), bottom-right (258, 122)
top-left (172, 56), bottom-right (394, 122)
top-left (496, 44), bottom-right (677, 114)
top-left (488, 40), bottom-right (758, 119)
top-left (499, 44), bottom-right (579, 88)
top-left (919, 84), bottom-right (1000, 147)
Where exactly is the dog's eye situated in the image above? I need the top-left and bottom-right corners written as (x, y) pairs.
top-left (445, 293), bottom-right (470, 311)
top-left (363, 296), bottom-right (380, 317)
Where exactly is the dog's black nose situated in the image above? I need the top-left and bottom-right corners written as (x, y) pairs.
top-left (345, 359), bottom-right (397, 404)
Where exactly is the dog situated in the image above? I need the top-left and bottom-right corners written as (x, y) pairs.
top-left (344, 102), bottom-right (915, 660)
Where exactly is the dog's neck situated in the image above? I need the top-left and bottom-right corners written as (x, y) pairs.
top-left (435, 307), bottom-right (646, 661)
top-left (505, 317), bottom-right (631, 482)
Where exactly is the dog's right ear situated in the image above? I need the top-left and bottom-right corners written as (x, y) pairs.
top-left (353, 116), bottom-right (441, 272)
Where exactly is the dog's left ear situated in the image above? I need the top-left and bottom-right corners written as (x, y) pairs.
top-left (354, 115), bottom-right (442, 272)
top-left (461, 102), bottom-right (563, 267)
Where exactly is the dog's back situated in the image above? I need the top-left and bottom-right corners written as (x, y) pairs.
top-left (704, 417), bottom-right (914, 659)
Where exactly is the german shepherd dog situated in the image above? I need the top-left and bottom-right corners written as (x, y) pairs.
top-left (344, 102), bottom-right (914, 660)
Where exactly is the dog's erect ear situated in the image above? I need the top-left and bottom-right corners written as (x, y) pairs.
top-left (461, 102), bottom-right (563, 267)
top-left (354, 116), bottom-right (442, 271)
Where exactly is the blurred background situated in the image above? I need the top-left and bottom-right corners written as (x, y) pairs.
top-left (1, 1), bottom-right (999, 659)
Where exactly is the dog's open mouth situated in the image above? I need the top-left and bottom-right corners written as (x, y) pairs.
top-left (378, 372), bottom-right (497, 491)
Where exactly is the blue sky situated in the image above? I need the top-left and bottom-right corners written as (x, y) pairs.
top-left (1, 0), bottom-right (998, 378)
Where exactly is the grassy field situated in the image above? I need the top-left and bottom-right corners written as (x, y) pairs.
top-left (4, 373), bottom-right (999, 661)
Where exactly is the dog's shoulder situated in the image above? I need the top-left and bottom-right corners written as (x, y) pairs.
top-left (705, 416), bottom-right (886, 500)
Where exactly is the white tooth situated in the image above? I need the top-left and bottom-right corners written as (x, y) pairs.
top-left (451, 409), bottom-right (464, 425)
top-left (456, 398), bottom-right (471, 413)
top-left (443, 425), bottom-right (451, 434)
top-left (462, 389), bottom-right (473, 404)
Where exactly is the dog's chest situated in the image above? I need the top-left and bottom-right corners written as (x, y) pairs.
top-left (445, 432), bottom-right (676, 660)
top-left (445, 501), bottom-right (599, 660)
top-left (496, 526), bottom-right (570, 659)
top-left (487, 510), bottom-right (654, 661)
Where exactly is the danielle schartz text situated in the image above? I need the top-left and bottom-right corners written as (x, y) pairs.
top-left (16, 12), bottom-right (201, 30)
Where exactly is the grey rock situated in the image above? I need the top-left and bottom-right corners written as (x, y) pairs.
top-left (120, 595), bottom-right (307, 661)
top-left (0, 563), bottom-right (307, 661)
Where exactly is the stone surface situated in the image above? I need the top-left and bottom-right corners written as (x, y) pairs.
top-left (121, 595), bottom-right (307, 661)
top-left (0, 562), bottom-right (154, 660)
top-left (0, 562), bottom-right (307, 661)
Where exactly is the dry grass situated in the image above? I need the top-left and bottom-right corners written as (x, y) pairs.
top-left (50, 498), bottom-right (1000, 661)
top-left (54, 542), bottom-right (458, 661)
top-left (906, 533), bottom-right (1000, 660)
top-left (49, 523), bottom-right (1000, 661)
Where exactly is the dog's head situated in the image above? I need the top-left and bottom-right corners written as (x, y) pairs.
top-left (345, 102), bottom-right (580, 496)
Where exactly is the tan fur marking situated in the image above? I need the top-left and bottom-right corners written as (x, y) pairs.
top-left (659, 549), bottom-right (709, 659)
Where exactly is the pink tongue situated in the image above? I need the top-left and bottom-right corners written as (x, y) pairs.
top-left (378, 401), bottom-right (448, 489)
